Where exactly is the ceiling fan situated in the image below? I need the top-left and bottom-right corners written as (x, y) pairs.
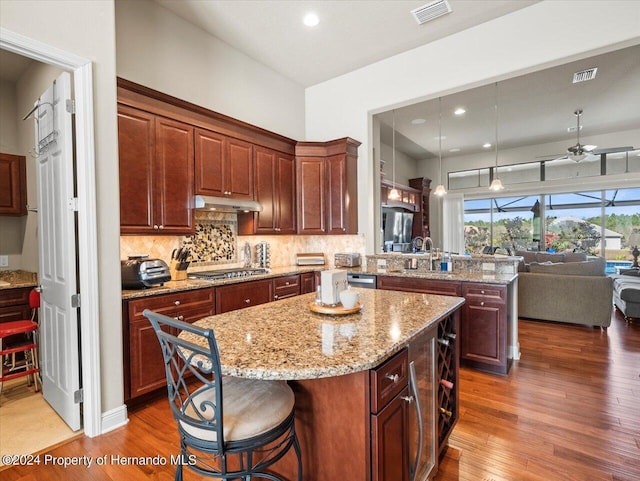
top-left (551, 109), bottom-right (635, 162)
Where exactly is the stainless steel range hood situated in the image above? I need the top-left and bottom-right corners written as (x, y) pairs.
top-left (194, 195), bottom-right (262, 213)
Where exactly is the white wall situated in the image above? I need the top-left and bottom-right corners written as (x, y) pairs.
top-left (305, 1), bottom-right (640, 254)
top-left (0, 0), bottom-right (122, 413)
top-left (115, 0), bottom-right (305, 140)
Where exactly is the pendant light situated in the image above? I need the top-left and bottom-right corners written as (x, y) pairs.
top-left (433, 97), bottom-right (447, 196)
top-left (388, 109), bottom-right (401, 200)
top-left (489, 81), bottom-right (505, 192)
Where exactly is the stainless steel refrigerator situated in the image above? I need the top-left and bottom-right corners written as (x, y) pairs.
top-left (382, 207), bottom-right (414, 252)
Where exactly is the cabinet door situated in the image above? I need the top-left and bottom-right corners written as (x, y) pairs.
top-left (273, 275), bottom-right (300, 301)
top-left (326, 153), bottom-right (348, 234)
top-left (297, 157), bottom-right (326, 234)
top-left (118, 106), bottom-right (155, 233)
top-left (227, 138), bottom-right (253, 199)
top-left (377, 276), bottom-right (461, 296)
top-left (215, 279), bottom-right (274, 314)
top-left (253, 147), bottom-right (277, 233)
top-left (300, 272), bottom-right (316, 294)
top-left (371, 387), bottom-right (410, 481)
top-left (0, 153), bottom-right (27, 216)
top-left (275, 152), bottom-right (296, 234)
top-left (461, 300), bottom-right (506, 373)
top-left (129, 317), bottom-right (172, 398)
top-left (195, 128), bottom-right (225, 197)
top-left (155, 117), bottom-right (194, 234)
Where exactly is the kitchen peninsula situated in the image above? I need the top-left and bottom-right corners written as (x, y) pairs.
top-left (182, 288), bottom-right (465, 481)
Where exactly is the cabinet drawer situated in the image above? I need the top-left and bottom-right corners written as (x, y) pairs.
top-left (128, 288), bottom-right (215, 321)
top-left (216, 279), bottom-right (274, 314)
top-left (0, 287), bottom-right (32, 308)
top-left (274, 275), bottom-right (300, 300)
top-left (370, 349), bottom-right (408, 414)
top-left (462, 283), bottom-right (506, 303)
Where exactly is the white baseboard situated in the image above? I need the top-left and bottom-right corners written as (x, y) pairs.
top-left (101, 405), bottom-right (129, 434)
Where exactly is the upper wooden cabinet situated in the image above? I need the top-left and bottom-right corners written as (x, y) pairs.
top-left (118, 105), bottom-right (195, 235)
top-left (195, 128), bottom-right (254, 200)
top-left (0, 153), bottom-right (27, 216)
top-left (238, 146), bottom-right (296, 235)
top-left (296, 138), bottom-right (360, 235)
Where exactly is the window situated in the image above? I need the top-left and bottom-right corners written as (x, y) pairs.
top-left (464, 188), bottom-right (640, 261)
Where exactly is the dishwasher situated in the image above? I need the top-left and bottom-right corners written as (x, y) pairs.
top-left (346, 273), bottom-right (377, 289)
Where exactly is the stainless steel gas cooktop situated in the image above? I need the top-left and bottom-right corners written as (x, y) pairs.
top-left (188, 268), bottom-right (268, 281)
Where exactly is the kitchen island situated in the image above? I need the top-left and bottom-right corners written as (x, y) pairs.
top-left (183, 288), bottom-right (464, 481)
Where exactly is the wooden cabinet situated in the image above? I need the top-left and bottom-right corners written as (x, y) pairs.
top-left (370, 349), bottom-right (410, 481)
top-left (409, 177), bottom-right (432, 239)
top-left (377, 275), bottom-right (462, 296)
top-left (195, 128), bottom-right (254, 200)
top-left (300, 272), bottom-right (316, 294)
top-left (0, 153), bottom-right (27, 216)
top-left (238, 146), bottom-right (295, 235)
top-left (0, 287), bottom-right (32, 323)
top-left (123, 288), bottom-right (215, 401)
top-left (273, 275), bottom-right (300, 301)
top-left (460, 282), bottom-right (508, 374)
top-left (296, 138), bottom-right (360, 235)
top-left (118, 105), bottom-right (195, 235)
top-left (215, 279), bottom-right (274, 314)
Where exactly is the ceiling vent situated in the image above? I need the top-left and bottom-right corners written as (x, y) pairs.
top-left (572, 67), bottom-right (598, 83)
top-left (411, 0), bottom-right (452, 25)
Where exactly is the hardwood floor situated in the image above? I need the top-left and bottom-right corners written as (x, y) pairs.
top-left (2, 310), bottom-right (638, 481)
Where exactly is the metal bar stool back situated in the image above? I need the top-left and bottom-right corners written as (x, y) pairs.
top-left (143, 309), bottom-right (302, 481)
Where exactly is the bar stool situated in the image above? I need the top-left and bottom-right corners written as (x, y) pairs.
top-left (0, 289), bottom-right (40, 397)
top-left (143, 309), bottom-right (303, 481)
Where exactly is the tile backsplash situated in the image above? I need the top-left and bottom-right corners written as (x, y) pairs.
top-left (120, 211), bottom-right (366, 270)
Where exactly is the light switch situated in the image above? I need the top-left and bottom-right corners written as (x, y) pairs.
top-left (0, 255), bottom-right (8, 267)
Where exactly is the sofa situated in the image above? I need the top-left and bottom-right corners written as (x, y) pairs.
top-left (516, 251), bottom-right (613, 328)
top-left (612, 269), bottom-right (640, 320)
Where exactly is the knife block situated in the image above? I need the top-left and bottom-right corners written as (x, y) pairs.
top-left (170, 260), bottom-right (187, 281)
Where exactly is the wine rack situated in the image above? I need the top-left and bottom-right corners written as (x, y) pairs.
top-left (437, 311), bottom-right (459, 457)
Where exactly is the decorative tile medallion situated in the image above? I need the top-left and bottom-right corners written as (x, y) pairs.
top-left (182, 218), bottom-right (237, 265)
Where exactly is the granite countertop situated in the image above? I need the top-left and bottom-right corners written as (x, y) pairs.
top-left (121, 265), bottom-right (321, 300)
top-left (181, 288), bottom-right (465, 381)
top-left (0, 270), bottom-right (39, 290)
top-left (347, 266), bottom-right (518, 284)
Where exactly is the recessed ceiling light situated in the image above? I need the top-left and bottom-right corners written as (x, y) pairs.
top-left (411, 118), bottom-right (426, 124)
top-left (303, 13), bottom-right (319, 27)
top-left (449, 148), bottom-right (461, 153)
top-left (483, 143), bottom-right (492, 148)
top-left (454, 108), bottom-right (466, 115)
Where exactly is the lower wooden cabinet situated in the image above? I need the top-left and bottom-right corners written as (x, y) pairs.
top-left (300, 272), bottom-right (316, 294)
top-left (123, 288), bottom-right (215, 402)
top-left (215, 279), bottom-right (274, 314)
top-left (460, 283), bottom-right (508, 374)
top-left (273, 275), bottom-right (300, 301)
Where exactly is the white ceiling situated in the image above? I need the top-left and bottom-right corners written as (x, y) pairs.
top-left (154, 0), bottom-right (538, 87)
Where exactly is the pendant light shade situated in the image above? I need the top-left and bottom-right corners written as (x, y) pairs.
top-left (433, 97), bottom-right (447, 196)
top-left (388, 109), bottom-right (401, 200)
top-left (489, 82), bottom-right (504, 192)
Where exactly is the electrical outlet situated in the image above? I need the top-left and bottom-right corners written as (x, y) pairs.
top-left (0, 255), bottom-right (8, 267)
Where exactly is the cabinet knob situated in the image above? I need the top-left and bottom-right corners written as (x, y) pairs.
top-left (342, 228), bottom-right (346, 232)
top-left (158, 225), bottom-right (164, 230)
top-left (274, 295), bottom-right (279, 300)
top-left (401, 395), bottom-right (414, 404)
top-left (153, 224), bottom-right (159, 230)
top-left (177, 315), bottom-right (184, 321)
top-left (285, 281), bottom-right (290, 286)
top-left (480, 301), bottom-right (485, 306)
top-left (245, 299), bottom-right (251, 304)
top-left (481, 290), bottom-right (485, 294)
top-left (385, 373), bottom-right (399, 383)
top-left (174, 300), bottom-right (181, 306)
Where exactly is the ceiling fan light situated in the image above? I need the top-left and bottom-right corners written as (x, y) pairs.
top-left (388, 188), bottom-right (401, 200)
top-left (489, 178), bottom-right (504, 191)
top-left (433, 184), bottom-right (447, 196)
top-left (569, 153), bottom-right (586, 162)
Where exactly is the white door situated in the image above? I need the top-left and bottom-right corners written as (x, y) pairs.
top-left (34, 71), bottom-right (81, 431)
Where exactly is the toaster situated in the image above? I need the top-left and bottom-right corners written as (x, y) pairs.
top-left (334, 253), bottom-right (361, 267)
top-left (121, 257), bottom-right (171, 289)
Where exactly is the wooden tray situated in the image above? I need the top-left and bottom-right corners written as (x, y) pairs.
top-left (308, 301), bottom-right (363, 315)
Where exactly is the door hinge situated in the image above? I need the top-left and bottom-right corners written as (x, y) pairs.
top-left (66, 99), bottom-right (75, 114)
top-left (68, 197), bottom-right (79, 211)
top-left (74, 389), bottom-right (83, 403)
top-left (71, 293), bottom-right (81, 308)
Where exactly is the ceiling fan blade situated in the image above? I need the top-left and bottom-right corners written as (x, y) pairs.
top-left (591, 146), bottom-right (635, 155)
